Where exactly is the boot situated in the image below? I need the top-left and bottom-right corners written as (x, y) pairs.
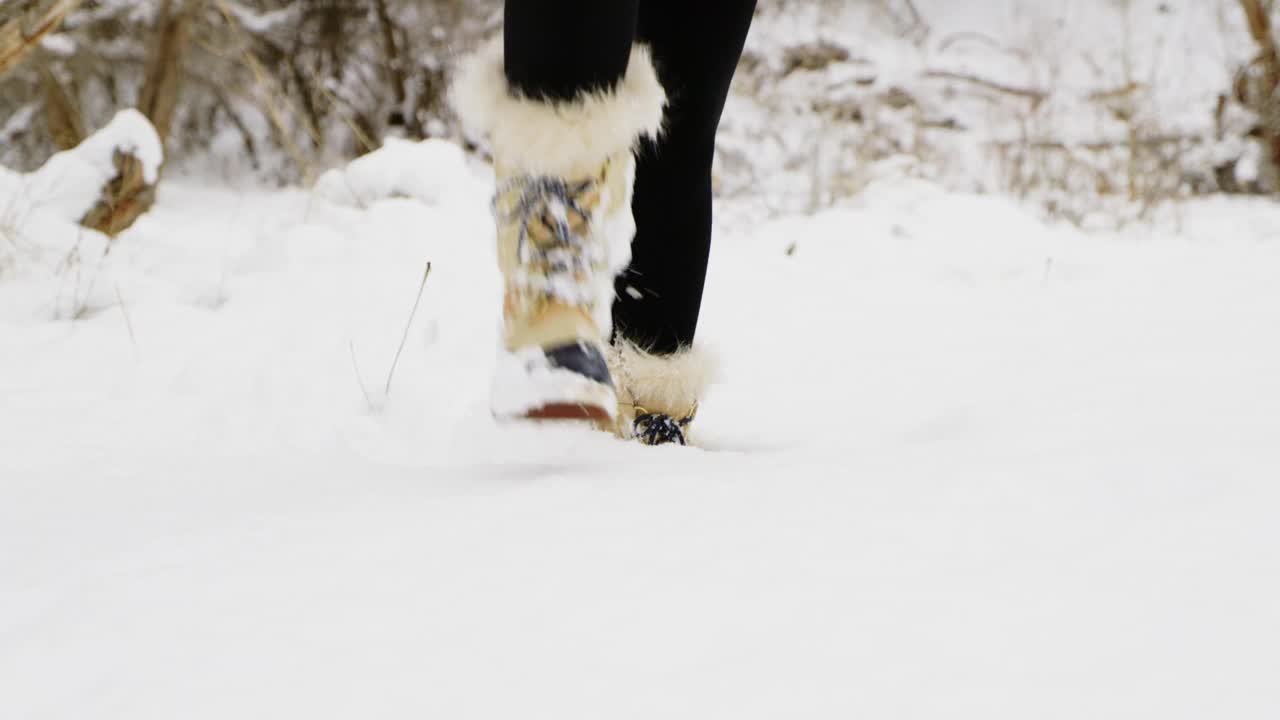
top-left (608, 341), bottom-right (717, 446)
top-left (452, 41), bottom-right (666, 423)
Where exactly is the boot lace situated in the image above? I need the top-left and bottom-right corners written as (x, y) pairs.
top-left (632, 405), bottom-right (697, 447)
top-left (493, 175), bottom-right (602, 305)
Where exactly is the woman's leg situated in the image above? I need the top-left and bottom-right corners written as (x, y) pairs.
top-left (603, 0), bottom-right (756, 445)
top-left (453, 1), bottom-right (665, 424)
top-left (613, 0), bottom-right (758, 354)
top-left (503, 0), bottom-right (639, 102)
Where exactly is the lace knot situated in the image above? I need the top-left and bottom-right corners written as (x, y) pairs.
top-left (632, 405), bottom-right (696, 447)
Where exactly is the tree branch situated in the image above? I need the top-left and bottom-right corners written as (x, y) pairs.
top-left (923, 69), bottom-right (1048, 107)
top-left (0, 0), bottom-right (81, 77)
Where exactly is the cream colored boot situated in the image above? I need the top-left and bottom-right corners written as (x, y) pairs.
top-left (452, 41), bottom-right (666, 423)
top-left (608, 342), bottom-right (718, 446)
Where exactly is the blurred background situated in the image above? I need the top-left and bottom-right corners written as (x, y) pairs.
top-left (1, 0), bottom-right (1274, 231)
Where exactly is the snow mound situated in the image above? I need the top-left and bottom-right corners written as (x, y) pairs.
top-left (313, 138), bottom-right (481, 209)
top-left (4, 135), bottom-right (1280, 719)
top-left (0, 109), bottom-right (163, 318)
top-left (18, 109), bottom-right (163, 221)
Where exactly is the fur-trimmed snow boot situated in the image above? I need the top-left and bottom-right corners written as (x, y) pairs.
top-left (452, 41), bottom-right (666, 424)
top-left (607, 341), bottom-right (717, 446)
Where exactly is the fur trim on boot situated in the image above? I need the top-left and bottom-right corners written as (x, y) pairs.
top-left (450, 39), bottom-right (666, 178)
top-left (608, 341), bottom-right (718, 444)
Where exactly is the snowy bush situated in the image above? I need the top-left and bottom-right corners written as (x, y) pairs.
top-left (312, 136), bottom-right (478, 209)
top-left (0, 108), bottom-right (161, 316)
top-left (1, 0), bottom-right (500, 180)
top-left (723, 0), bottom-right (1266, 226)
top-left (2, 0), bottom-right (1275, 226)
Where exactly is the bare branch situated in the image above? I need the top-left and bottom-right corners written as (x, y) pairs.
top-left (0, 0), bottom-right (81, 77)
top-left (923, 69), bottom-right (1048, 107)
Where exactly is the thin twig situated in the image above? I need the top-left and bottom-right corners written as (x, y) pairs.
top-left (384, 261), bottom-right (432, 397)
top-left (316, 81), bottom-right (379, 155)
top-left (988, 134), bottom-right (1197, 152)
top-left (212, 0), bottom-right (315, 181)
top-left (349, 340), bottom-right (374, 410)
top-left (0, 0), bottom-right (81, 76)
top-left (114, 283), bottom-right (138, 357)
top-left (923, 69), bottom-right (1048, 106)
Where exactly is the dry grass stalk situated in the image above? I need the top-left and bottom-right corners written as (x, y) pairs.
top-left (212, 0), bottom-right (317, 181)
top-left (0, 0), bottom-right (80, 77)
top-left (923, 69), bottom-right (1048, 108)
top-left (39, 59), bottom-right (83, 149)
top-left (138, 0), bottom-right (190, 146)
top-left (1239, 0), bottom-right (1280, 186)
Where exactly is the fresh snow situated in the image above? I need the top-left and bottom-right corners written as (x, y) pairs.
top-left (220, 0), bottom-right (300, 36)
top-left (2, 139), bottom-right (1279, 719)
top-left (312, 138), bottom-right (478, 210)
top-left (3, 109), bottom-right (163, 223)
top-left (38, 33), bottom-right (77, 58)
top-left (719, 0), bottom-right (1253, 223)
top-left (1, 110), bottom-right (164, 318)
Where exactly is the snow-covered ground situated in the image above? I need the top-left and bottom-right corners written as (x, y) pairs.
top-left (3, 139), bottom-right (1280, 718)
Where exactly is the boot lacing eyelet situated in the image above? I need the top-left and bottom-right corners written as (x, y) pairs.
top-left (632, 403), bottom-right (698, 447)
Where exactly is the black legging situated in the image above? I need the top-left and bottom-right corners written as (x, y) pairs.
top-left (504, 0), bottom-right (757, 355)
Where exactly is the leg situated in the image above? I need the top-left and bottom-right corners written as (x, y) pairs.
top-left (604, 0), bottom-right (756, 444)
top-left (613, 0), bottom-right (758, 354)
top-left (453, 2), bottom-right (665, 424)
top-left (504, 0), bottom-right (638, 102)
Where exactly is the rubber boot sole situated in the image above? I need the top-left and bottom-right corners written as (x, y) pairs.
top-left (492, 342), bottom-right (617, 427)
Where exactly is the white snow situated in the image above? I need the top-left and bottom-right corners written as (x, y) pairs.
top-left (2, 138), bottom-right (1279, 719)
top-left (312, 137), bottom-right (480, 209)
top-left (220, 0), bottom-right (301, 35)
top-left (38, 33), bottom-right (77, 57)
top-left (1, 109), bottom-right (164, 318)
top-left (4, 109), bottom-right (163, 222)
top-left (722, 0), bottom-right (1256, 222)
